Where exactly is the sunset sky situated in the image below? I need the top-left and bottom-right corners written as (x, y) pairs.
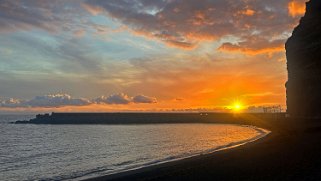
top-left (0, 0), bottom-right (307, 113)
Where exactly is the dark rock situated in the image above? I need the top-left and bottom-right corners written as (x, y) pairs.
top-left (286, 0), bottom-right (321, 118)
top-left (14, 120), bottom-right (29, 124)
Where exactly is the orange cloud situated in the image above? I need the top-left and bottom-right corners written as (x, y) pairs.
top-left (288, 1), bottom-right (306, 17)
top-left (218, 36), bottom-right (285, 55)
top-left (243, 9), bottom-right (255, 16)
top-left (238, 8), bottom-right (255, 16)
top-left (130, 29), bottom-right (197, 50)
top-left (219, 42), bottom-right (284, 55)
top-left (81, 3), bottom-right (103, 16)
top-left (165, 40), bottom-right (197, 50)
top-left (84, 0), bottom-right (302, 51)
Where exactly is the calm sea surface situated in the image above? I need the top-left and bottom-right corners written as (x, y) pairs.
top-left (0, 115), bottom-right (269, 181)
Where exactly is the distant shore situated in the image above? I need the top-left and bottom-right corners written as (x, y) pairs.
top-left (15, 112), bottom-right (286, 125)
top-left (83, 116), bottom-right (321, 181)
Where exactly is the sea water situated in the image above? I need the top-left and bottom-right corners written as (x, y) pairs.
top-left (0, 115), bottom-right (269, 181)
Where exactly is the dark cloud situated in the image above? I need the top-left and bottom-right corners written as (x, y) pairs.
top-left (95, 93), bottom-right (157, 104)
top-left (95, 93), bottom-right (132, 104)
top-left (133, 95), bottom-right (157, 103)
top-left (26, 94), bottom-right (91, 107)
top-left (0, 98), bottom-right (22, 108)
top-left (0, 0), bottom-right (305, 52)
top-left (0, 0), bottom-right (82, 33)
top-left (0, 94), bottom-right (90, 108)
top-left (84, 0), bottom-right (303, 51)
top-left (0, 93), bottom-right (158, 108)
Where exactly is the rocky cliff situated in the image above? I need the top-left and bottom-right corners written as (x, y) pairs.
top-left (286, 0), bottom-right (321, 117)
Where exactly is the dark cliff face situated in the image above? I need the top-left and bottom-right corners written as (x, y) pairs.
top-left (286, 0), bottom-right (321, 117)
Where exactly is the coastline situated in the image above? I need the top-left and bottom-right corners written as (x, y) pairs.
top-left (83, 117), bottom-right (321, 181)
top-left (79, 125), bottom-right (270, 181)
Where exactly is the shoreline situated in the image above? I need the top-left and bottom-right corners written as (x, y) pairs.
top-left (80, 125), bottom-right (270, 181)
top-left (83, 117), bottom-right (321, 181)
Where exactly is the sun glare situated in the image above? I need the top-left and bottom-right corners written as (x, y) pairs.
top-left (234, 104), bottom-right (241, 110)
top-left (232, 102), bottom-right (243, 112)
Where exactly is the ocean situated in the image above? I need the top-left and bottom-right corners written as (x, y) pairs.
top-left (0, 114), bottom-right (269, 181)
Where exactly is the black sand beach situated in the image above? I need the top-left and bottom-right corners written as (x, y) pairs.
top-left (85, 116), bottom-right (321, 181)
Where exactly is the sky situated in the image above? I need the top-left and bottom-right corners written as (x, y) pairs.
top-left (0, 0), bottom-right (307, 113)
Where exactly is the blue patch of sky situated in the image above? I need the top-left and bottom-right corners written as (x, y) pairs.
top-left (0, 12), bottom-right (184, 80)
top-left (86, 15), bottom-right (176, 60)
top-left (0, 31), bottom-right (59, 74)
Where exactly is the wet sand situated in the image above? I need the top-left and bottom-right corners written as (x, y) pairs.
top-left (85, 115), bottom-right (321, 181)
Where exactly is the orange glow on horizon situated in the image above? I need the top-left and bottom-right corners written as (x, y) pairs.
top-left (0, 56), bottom-right (287, 113)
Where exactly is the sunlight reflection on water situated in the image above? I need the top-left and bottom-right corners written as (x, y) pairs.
top-left (0, 115), bottom-right (268, 181)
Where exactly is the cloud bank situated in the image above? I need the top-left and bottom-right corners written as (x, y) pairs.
top-left (0, 93), bottom-right (157, 108)
top-left (84, 0), bottom-right (306, 51)
top-left (0, 94), bottom-right (90, 108)
top-left (133, 95), bottom-right (157, 103)
top-left (0, 0), bottom-right (306, 52)
top-left (95, 93), bottom-right (132, 105)
top-left (95, 93), bottom-right (157, 105)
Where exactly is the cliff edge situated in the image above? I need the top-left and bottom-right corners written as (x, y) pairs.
top-left (286, 0), bottom-right (321, 117)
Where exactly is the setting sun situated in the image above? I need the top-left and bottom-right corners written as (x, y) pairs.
top-left (232, 102), bottom-right (243, 112)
